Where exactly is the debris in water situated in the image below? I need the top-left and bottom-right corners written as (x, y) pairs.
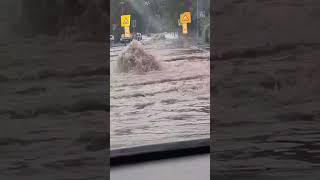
top-left (116, 40), bottom-right (161, 74)
top-left (151, 33), bottom-right (166, 41)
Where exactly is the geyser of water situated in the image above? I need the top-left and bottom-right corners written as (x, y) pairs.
top-left (116, 40), bottom-right (161, 74)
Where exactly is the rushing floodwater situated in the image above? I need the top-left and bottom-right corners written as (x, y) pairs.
top-left (110, 35), bottom-right (210, 149)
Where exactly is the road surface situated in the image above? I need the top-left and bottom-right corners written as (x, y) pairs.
top-left (110, 34), bottom-right (210, 149)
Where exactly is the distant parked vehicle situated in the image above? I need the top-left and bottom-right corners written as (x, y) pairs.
top-left (120, 34), bottom-right (133, 44)
top-left (135, 33), bottom-right (142, 41)
top-left (132, 32), bottom-right (142, 41)
top-left (110, 35), bottom-right (115, 42)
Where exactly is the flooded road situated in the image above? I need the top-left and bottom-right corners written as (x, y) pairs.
top-left (110, 34), bottom-right (210, 149)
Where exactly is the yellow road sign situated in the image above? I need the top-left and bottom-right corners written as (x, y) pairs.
top-left (121, 15), bottom-right (131, 27)
top-left (180, 12), bottom-right (191, 24)
top-left (124, 27), bottom-right (131, 38)
top-left (182, 23), bottom-right (188, 34)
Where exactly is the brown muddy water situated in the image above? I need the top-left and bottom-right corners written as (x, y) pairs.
top-left (110, 36), bottom-right (210, 149)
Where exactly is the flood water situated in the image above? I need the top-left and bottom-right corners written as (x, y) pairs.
top-left (110, 34), bottom-right (210, 149)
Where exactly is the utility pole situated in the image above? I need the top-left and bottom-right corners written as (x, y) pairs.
top-left (196, 0), bottom-right (199, 41)
top-left (120, 1), bottom-right (124, 15)
top-left (144, 1), bottom-right (151, 34)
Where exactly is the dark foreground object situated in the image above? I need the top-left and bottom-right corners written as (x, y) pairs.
top-left (110, 138), bottom-right (209, 167)
top-left (111, 154), bottom-right (210, 180)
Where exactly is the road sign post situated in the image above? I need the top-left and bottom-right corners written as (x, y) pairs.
top-left (132, 19), bottom-right (136, 33)
top-left (179, 12), bottom-right (192, 35)
top-left (182, 23), bottom-right (188, 34)
top-left (124, 27), bottom-right (131, 38)
top-left (132, 20), bottom-right (136, 28)
top-left (121, 15), bottom-right (131, 39)
top-left (180, 12), bottom-right (191, 24)
top-left (121, 15), bottom-right (131, 27)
